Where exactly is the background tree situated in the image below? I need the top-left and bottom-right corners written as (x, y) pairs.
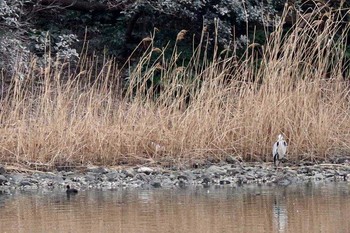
top-left (0, 0), bottom-right (349, 81)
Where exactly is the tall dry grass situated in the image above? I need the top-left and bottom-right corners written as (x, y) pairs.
top-left (0, 9), bottom-right (349, 167)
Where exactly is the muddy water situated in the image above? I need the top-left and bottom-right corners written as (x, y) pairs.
top-left (0, 182), bottom-right (349, 233)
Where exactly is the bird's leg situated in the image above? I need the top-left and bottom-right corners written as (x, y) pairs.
top-left (274, 153), bottom-right (279, 167)
top-left (274, 154), bottom-right (280, 171)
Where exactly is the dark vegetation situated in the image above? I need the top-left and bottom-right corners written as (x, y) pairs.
top-left (1, 1), bottom-right (349, 78)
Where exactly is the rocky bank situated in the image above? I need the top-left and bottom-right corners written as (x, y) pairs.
top-left (0, 160), bottom-right (350, 192)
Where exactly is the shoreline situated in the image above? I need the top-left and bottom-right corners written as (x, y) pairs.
top-left (0, 161), bottom-right (349, 192)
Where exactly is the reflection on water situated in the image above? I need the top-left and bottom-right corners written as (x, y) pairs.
top-left (273, 189), bottom-right (288, 232)
top-left (0, 182), bottom-right (350, 233)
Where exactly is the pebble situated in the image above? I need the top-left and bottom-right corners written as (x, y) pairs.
top-left (0, 175), bottom-right (8, 185)
top-left (202, 177), bottom-right (212, 184)
top-left (206, 165), bottom-right (226, 176)
top-left (0, 165), bottom-right (5, 175)
top-left (137, 167), bottom-right (154, 175)
top-left (220, 180), bottom-right (231, 185)
top-left (20, 180), bottom-right (32, 186)
top-left (225, 156), bottom-right (240, 164)
top-left (178, 175), bottom-right (189, 181)
top-left (151, 181), bottom-right (162, 188)
top-left (123, 168), bottom-right (136, 178)
top-left (87, 166), bottom-right (109, 174)
top-left (273, 175), bottom-right (293, 186)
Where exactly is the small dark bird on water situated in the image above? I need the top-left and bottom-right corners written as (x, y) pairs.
top-left (66, 185), bottom-right (78, 194)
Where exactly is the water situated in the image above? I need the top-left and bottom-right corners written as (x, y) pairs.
top-left (0, 182), bottom-right (349, 233)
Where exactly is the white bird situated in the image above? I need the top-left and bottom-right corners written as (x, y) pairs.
top-left (272, 134), bottom-right (288, 167)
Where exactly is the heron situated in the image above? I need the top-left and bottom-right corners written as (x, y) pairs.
top-left (272, 134), bottom-right (287, 167)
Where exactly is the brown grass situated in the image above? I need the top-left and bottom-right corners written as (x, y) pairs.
top-left (0, 9), bottom-right (349, 167)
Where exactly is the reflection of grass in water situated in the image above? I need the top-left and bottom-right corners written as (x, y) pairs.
top-left (0, 9), bottom-right (349, 167)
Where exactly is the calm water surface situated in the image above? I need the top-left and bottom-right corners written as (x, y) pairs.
top-left (0, 182), bottom-right (349, 233)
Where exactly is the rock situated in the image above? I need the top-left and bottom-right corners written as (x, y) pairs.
top-left (301, 161), bottom-right (314, 166)
top-left (44, 181), bottom-right (54, 187)
top-left (227, 168), bottom-right (241, 176)
top-left (297, 166), bottom-right (312, 174)
top-left (202, 177), bottom-right (212, 185)
top-left (245, 172), bottom-right (256, 180)
top-left (8, 173), bottom-right (24, 183)
top-left (325, 172), bottom-right (334, 178)
top-left (96, 174), bottom-right (108, 182)
top-left (225, 156), bottom-right (240, 164)
top-left (244, 166), bottom-right (254, 172)
top-left (123, 168), bottom-right (136, 178)
top-left (0, 165), bottom-right (5, 175)
top-left (35, 173), bottom-right (57, 182)
top-left (151, 181), bottom-right (162, 188)
top-left (106, 171), bottom-right (119, 182)
top-left (84, 174), bottom-right (96, 182)
top-left (0, 175), bottom-right (8, 185)
top-left (178, 175), bottom-right (188, 181)
top-left (20, 180), bottom-right (32, 186)
top-left (182, 171), bottom-right (195, 180)
top-left (135, 173), bottom-right (151, 182)
top-left (29, 178), bottom-right (38, 184)
top-left (207, 157), bottom-right (220, 164)
top-left (70, 176), bottom-right (82, 182)
top-left (206, 165), bottom-right (226, 176)
top-left (255, 170), bottom-right (267, 179)
top-left (137, 167), bottom-right (154, 175)
top-left (335, 170), bottom-right (348, 181)
top-left (236, 175), bottom-right (247, 185)
top-left (62, 171), bottom-right (75, 176)
top-left (314, 173), bottom-right (324, 180)
top-left (336, 170), bottom-right (348, 177)
top-left (331, 157), bottom-right (348, 164)
top-left (169, 174), bottom-right (176, 180)
top-left (178, 180), bottom-right (187, 188)
top-left (161, 178), bottom-right (174, 187)
top-left (219, 180), bottom-right (231, 185)
top-left (87, 166), bottom-right (109, 174)
top-left (273, 175), bottom-right (293, 186)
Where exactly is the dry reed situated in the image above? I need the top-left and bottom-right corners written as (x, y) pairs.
top-left (0, 9), bottom-right (349, 167)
